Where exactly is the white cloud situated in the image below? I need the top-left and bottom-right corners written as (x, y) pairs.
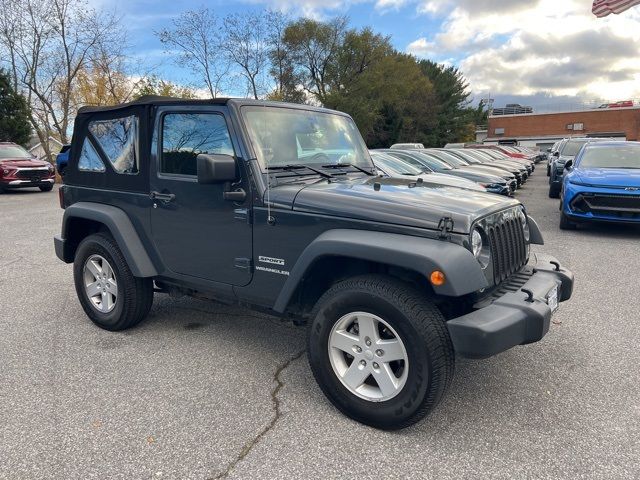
top-left (410, 0), bottom-right (640, 101)
top-left (407, 37), bottom-right (437, 57)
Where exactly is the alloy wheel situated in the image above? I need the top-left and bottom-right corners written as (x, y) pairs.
top-left (83, 254), bottom-right (118, 313)
top-left (328, 311), bottom-right (409, 402)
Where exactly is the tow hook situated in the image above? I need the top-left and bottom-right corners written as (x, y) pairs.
top-left (521, 288), bottom-right (535, 303)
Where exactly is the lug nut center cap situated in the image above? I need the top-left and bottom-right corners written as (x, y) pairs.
top-left (364, 350), bottom-right (374, 361)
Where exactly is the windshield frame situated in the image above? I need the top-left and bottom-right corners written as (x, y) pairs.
top-left (240, 105), bottom-right (375, 175)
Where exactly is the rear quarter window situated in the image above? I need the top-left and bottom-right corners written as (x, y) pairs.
top-left (88, 116), bottom-right (139, 174)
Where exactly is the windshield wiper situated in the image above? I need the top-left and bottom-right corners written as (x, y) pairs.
top-left (266, 164), bottom-right (334, 179)
top-left (321, 163), bottom-right (375, 176)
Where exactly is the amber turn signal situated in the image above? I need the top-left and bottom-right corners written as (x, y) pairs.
top-left (430, 270), bottom-right (446, 286)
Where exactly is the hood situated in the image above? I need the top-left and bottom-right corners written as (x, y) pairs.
top-left (0, 157), bottom-right (50, 168)
top-left (572, 167), bottom-right (640, 188)
top-left (415, 172), bottom-right (485, 191)
top-left (273, 176), bottom-right (519, 234)
top-left (447, 169), bottom-right (505, 184)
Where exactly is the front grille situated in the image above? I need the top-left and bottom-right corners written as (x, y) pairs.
top-left (16, 169), bottom-right (48, 181)
top-left (488, 214), bottom-right (528, 284)
top-left (579, 193), bottom-right (640, 214)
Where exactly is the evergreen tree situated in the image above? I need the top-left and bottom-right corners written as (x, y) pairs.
top-left (0, 70), bottom-right (31, 146)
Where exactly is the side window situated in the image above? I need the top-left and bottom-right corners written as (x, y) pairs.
top-left (78, 138), bottom-right (105, 172)
top-left (161, 113), bottom-right (234, 176)
top-left (88, 116), bottom-right (138, 174)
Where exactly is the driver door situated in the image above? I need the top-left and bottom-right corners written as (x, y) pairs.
top-left (150, 108), bottom-right (252, 286)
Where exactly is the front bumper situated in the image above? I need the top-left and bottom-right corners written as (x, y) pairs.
top-left (446, 254), bottom-right (574, 359)
top-left (1, 178), bottom-right (55, 188)
top-left (563, 183), bottom-right (640, 223)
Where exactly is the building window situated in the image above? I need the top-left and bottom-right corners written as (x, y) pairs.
top-left (88, 116), bottom-right (139, 174)
top-left (573, 123), bottom-right (584, 131)
top-left (494, 127), bottom-right (505, 135)
top-left (161, 113), bottom-right (234, 176)
top-left (78, 138), bottom-right (106, 173)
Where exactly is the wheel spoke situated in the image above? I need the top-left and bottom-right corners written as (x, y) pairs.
top-left (377, 338), bottom-right (405, 362)
top-left (330, 330), bottom-right (358, 354)
top-left (102, 260), bottom-right (112, 279)
top-left (86, 259), bottom-right (101, 278)
top-left (356, 315), bottom-right (379, 344)
top-left (341, 361), bottom-right (369, 391)
top-left (373, 364), bottom-right (399, 397)
top-left (85, 281), bottom-right (101, 297)
top-left (100, 291), bottom-right (109, 312)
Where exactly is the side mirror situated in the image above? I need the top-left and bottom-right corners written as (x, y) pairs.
top-left (197, 154), bottom-right (237, 184)
top-left (564, 159), bottom-right (573, 170)
top-left (553, 151), bottom-right (560, 157)
top-left (546, 148), bottom-right (552, 153)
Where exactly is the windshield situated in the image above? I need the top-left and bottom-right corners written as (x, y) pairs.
top-left (372, 153), bottom-right (423, 176)
top-left (242, 106), bottom-right (373, 172)
top-left (580, 145), bottom-right (640, 169)
top-left (413, 152), bottom-right (452, 171)
top-left (384, 151), bottom-right (434, 172)
top-left (429, 150), bottom-right (468, 167)
top-left (0, 144), bottom-right (32, 160)
top-left (561, 140), bottom-right (589, 157)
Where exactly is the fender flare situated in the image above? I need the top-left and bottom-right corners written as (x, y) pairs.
top-left (273, 229), bottom-right (488, 313)
top-left (59, 202), bottom-right (158, 277)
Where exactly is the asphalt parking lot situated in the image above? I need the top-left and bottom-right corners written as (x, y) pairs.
top-left (1, 171), bottom-right (639, 480)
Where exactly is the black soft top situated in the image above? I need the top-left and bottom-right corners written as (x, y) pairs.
top-left (77, 96), bottom-right (341, 116)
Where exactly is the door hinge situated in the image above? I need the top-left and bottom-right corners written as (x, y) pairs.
top-left (437, 216), bottom-right (454, 238)
top-left (234, 208), bottom-right (252, 224)
top-left (234, 257), bottom-right (253, 270)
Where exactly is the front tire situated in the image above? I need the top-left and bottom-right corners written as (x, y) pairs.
top-left (73, 233), bottom-right (153, 331)
top-left (307, 275), bottom-right (454, 430)
top-left (559, 212), bottom-right (577, 230)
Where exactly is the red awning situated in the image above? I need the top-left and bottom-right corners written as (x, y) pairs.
top-left (593, 0), bottom-right (640, 17)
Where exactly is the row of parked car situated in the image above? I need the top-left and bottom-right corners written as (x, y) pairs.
top-left (546, 137), bottom-right (640, 229)
top-left (369, 144), bottom-right (542, 197)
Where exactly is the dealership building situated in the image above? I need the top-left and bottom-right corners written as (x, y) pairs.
top-left (481, 106), bottom-right (640, 151)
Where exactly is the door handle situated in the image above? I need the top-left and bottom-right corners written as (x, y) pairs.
top-left (150, 191), bottom-right (176, 204)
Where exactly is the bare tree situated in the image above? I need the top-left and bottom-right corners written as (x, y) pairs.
top-left (266, 10), bottom-right (290, 99)
top-left (222, 11), bottom-right (272, 100)
top-left (0, 0), bottom-right (122, 160)
top-left (156, 7), bottom-right (230, 99)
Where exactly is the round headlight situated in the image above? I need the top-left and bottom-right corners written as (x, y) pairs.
top-left (519, 208), bottom-right (530, 241)
top-left (472, 229), bottom-right (483, 258)
top-left (471, 228), bottom-right (491, 269)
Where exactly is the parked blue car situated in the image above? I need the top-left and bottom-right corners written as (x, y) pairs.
top-left (55, 144), bottom-right (71, 177)
top-left (560, 141), bottom-right (640, 229)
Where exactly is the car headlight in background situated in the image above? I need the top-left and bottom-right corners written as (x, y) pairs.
top-left (471, 228), bottom-right (491, 269)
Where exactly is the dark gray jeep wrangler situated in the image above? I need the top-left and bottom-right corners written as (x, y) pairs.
top-left (55, 96), bottom-right (573, 429)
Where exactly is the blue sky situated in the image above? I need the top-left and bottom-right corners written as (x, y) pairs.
top-left (100, 0), bottom-right (640, 108)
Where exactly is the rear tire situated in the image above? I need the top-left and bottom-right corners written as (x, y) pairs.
top-left (39, 184), bottom-right (53, 192)
top-left (73, 233), bottom-right (153, 331)
top-left (548, 183), bottom-right (561, 198)
top-left (307, 274), bottom-right (454, 430)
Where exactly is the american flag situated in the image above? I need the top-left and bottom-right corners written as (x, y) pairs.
top-left (592, 0), bottom-right (640, 17)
